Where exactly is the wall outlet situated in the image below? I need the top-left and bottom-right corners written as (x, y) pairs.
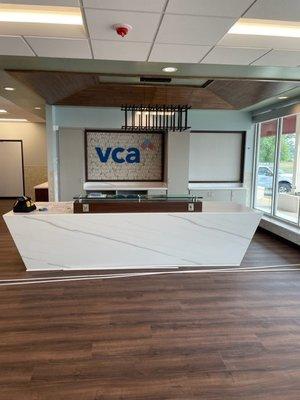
top-left (82, 204), bottom-right (89, 213)
top-left (188, 203), bottom-right (194, 211)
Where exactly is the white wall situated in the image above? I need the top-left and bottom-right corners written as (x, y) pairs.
top-left (0, 122), bottom-right (47, 166)
top-left (58, 128), bottom-right (85, 200)
top-left (0, 122), bottom-right (47, 198)
top-left (167, 132), bottom-right (190, 195)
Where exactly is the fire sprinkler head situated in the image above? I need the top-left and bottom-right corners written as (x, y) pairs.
top-left (114, 23), bottom-right (132, 37)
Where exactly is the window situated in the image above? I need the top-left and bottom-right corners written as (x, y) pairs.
top-left (254, 119), bottom-right (278, 214)
top-left (253, 114), bottom-right (300, 227)
top-left (275, 115), bottom-right (299, 224)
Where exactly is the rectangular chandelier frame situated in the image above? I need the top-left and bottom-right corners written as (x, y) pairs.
top-left (121, 105), bottom-right (191, 132)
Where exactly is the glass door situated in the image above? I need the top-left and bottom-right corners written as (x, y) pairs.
top-left (275, 114), bottom-right (300, 224)
top-left (254, 119), bottom-right (278, 214)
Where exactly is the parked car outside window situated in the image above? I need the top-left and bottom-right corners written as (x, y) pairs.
top-left (257, 165), bottom-right (292, 193)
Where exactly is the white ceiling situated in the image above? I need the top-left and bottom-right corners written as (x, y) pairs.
top-left (92, 40), bottom-right (151, 61)
top-left (0, 0), bottom-right (300, 67)
top-left (202, 46), bottom-right (268, 65)
top-left (149, 44), bottom-right (211, 63)
top-left (166, 0), bottom-right (254, 18)
top-left (83, 0), bottom-right (165, 13)
top-left (244, 0), bottom-right (300, 22)
top-left (26, 37), bottom-right (92, 58)
top-left (252, 49), bottom-right (300, 67)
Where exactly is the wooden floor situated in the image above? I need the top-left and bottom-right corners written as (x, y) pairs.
top-left (1, 199), bottom-right (300, 399)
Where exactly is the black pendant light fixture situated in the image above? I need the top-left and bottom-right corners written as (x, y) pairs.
top-left (121, 105), bottom-right (191, 132)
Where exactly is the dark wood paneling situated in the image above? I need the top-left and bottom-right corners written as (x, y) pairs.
top-left (73, 199), bottom-right (202, 213)
top-left (7, 71), bottom-right (235, 109)
top-left (57, 84), bottom-right (234, 109)
top-left (8, 71), bottom-right (99, 104)
top-left (8, 70), bottom-right (300, 110)
top-left (209, 79), bottom-right (300, 109)
top-left (34, 188), bottom-right (49, 202)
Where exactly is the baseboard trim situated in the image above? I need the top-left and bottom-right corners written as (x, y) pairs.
top-left (259, 217), bottom-right (300, 248)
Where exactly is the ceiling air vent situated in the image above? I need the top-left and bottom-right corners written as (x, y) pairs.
top-left (140, 77), bottom-right (172, 83)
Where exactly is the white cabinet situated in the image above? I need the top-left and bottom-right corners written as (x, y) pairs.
top-left (148, 189), bottom-right (168, 196)
top-left (189, 187), bottom-right (247, 205)
top-left (231, 189), bottom-right (247, 205)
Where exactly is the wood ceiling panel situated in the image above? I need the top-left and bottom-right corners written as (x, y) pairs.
top-left (208, 80), bottom-right (300, 109)
top-left (55, 84), bottom-right (234, 109)
top-left (7, 71), bottom-right (235, 109)
top-left (10, 70), bottom-right (299, 110)
top-left (8, 71), bottom-right (100, 104)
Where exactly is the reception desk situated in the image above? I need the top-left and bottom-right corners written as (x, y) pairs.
top-left (3, 199), bottom-right (262, 271)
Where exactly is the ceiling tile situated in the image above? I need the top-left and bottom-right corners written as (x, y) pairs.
top-left (85, 9), bottom-right (161, 41)
top-left (244, 0), bottom-right (300, 22)
top-left (252, 49), bottom-right (300, 67)
top-left (201, 46), bottom-right (269, 65)
top-left (149, 43), bottom-right (211, 63)
top-left (167, 0), bottom-right (254, 18)
top-left (25, 37), bottom-right (92, 58)
top-left (156, 14), bottom-right (235, 45)
top-left (92, 40), bottom-right (151, 61)
top-left (0, 0), bottom-right (80, 5)
top-left (83, 0), bottom-right (166, 12)
top-left (0, 35), bottom-right (34, 56)
top-left (218, 33), bottom-right (300, 50)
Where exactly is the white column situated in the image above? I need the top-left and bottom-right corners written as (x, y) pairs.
top-left (167, 131), bottom-right (190, 195)
top-left (45, 105), bottom-right (59, 201)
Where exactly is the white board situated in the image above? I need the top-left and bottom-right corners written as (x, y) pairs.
top-left (0, 141), bottom-right (24, 197)
top-left (189, 132), bottom-right (244, 182)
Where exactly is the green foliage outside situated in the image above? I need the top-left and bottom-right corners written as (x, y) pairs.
top-left (259, 134), bottom-right (295, 173)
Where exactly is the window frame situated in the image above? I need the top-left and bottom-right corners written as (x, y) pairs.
top-left (252, 114), bottom-right (300, 228)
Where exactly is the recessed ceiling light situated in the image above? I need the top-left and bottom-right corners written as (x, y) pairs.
top-left (0, 118), bottom-right (28, 122)
top-left (0, 109), bottom-right (7, 113)
top-left (229, 18), bottom-right (300, 38)
top-left (278, 96), bottom-right (288, 99)
top-left (4, 87), bottom-right (15, 91)
top-left (162, 67), bottom-right (178, 73)
top-left (0, 5), bottom-right (83, 25)
top-left (34, 106), bottom-right (41, 110)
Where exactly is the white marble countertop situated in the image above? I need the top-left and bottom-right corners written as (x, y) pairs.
top-left (84, 182), bottom-right (168, 191)
top-left (4, 201), bottom-right (262, 271)
top-left (4, 201), bottom-right (257, 216)
top-left (33, 182), bottom-right (48, 189)
top-left (4, 202), bottom-right (73, 216)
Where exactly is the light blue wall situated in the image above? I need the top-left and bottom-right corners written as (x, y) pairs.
top-left (189, 109), bottom-right (252, 131)
top-left (54, 106), bottom-right (123, 129)
top-left (54, 106), bottom-right (253, 132)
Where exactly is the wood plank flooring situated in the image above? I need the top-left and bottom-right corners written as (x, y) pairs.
top-left (0, 199), bottom-right (300, 399)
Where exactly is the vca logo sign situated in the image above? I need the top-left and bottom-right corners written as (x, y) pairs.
top-left (95, 146), bottom-right (140, 164)
top-left (95, 139), bottom-right (155, 164)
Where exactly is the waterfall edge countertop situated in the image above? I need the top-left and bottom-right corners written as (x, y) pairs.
top-left (3, 201), bottom-right (262, 271)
